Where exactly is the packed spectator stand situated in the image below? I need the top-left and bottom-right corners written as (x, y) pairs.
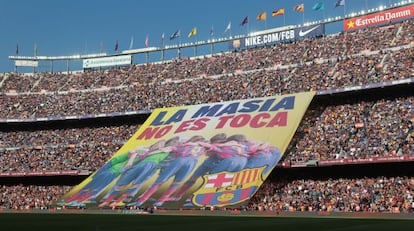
top-left (0, 18), bottom-right (413, 211)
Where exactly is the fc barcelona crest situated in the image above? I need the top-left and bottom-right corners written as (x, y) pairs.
top-left (192, 167), bottom-right (265, 207)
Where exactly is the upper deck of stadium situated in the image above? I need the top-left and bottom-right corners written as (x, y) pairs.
top-left (1, 13), bottom-right (413, 121)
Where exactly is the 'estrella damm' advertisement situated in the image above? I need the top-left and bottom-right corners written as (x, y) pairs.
top-left (58, 91), bottom-right (315, 209)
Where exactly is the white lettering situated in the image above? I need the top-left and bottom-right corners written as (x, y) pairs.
top-left (355, 9), bottom-right (412, 27)
top-left (244, 30), bottom-right (295, 47)
top-left (386, 10), bottom-right (411, 20)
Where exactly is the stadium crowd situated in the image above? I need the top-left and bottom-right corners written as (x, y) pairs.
top-left (0, 19), bottom-right (413, 211)
top-left (248, 176), bottom-right (414, 213)
top-left (0, 125), bottom-right (139, 172)
top-left (1, 176), bottom-right (413, 213)
top-left (287, 96), bottom-right (414, 164)
top-left (1, 96), bottom-right (412, 173)
top-left (1, 20), bottom-right (413, 119)
top-left (0, 185), bottom-right (71, 210)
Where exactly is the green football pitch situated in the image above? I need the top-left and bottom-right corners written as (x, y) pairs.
top-left (1, 212), bottom-right (413, 231)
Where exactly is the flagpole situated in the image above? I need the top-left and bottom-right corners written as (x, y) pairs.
top-left (343, 1), bottom-right (347, 46)
top-left (302, 11), bottom-right (305, 26)
top-left (161, 33), bottom-right (165, 62)
top-left (15, 43), bottom-right (18, 73)
top-left (194, 34), bottom-right (197, 57)
top-left (34, 42), bottom-right (37, 73)
top-left (322, 0), bottom-right (326, 22)
top-left (283, 14), bottom-right (286, 26)
top-left (178, 31), bottom-right (182, 59)
top-left (210, 26), bottom-right (215, 55)
top-left (344, 2), bottom-right (346, 19)
top-left (144, 35), bottom-right (149, 63)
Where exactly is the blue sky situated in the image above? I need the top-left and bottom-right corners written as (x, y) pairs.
top-left (0, 0), bottom-right (402, 73)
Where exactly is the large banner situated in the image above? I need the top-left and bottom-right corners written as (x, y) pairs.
top-left (344, 4), bottom-right (414, 31)
top-left (58, 91), bottom-right (315, 209)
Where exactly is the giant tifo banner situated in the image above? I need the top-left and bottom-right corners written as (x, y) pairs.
top-left (344, 4), bottom-right (414, 31)
top-left (57, 91), bottom-right (315, 209)
top-left (229, 24), bottom-right (325, 49)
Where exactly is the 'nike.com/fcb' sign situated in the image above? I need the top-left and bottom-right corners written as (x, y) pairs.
top-left (229, 24), bottom-right (325, 49)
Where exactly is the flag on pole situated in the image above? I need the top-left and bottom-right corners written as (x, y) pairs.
top-left (129, 36), bottom-right (134, 49)
top-left (16, 43), bottom-right (19, 55)
top-left (170, 29), bottom-right (180, 40)
top-left (272, 8), bottom-right (285, 16)
top-left (34, 43), bottom-right (38, 56)
top-left (161, 32), bottom-right (165, 47)
top-left (210, 26), bottom-right (214, 36)
top-left (335, 0), bottom-right (345, 7)
top-left (99, 41), bottom-right (104, 53)
top-left (312, 2), bottom-right (325, 11)
top-left (224, 21), bottom-right (231, 33)
top-left (114, 40), bottom-right (119, 52)
top-left (188, 27), bottom-right (197, 38)
top-left (256, 12), bottom-right (266, 21)
top-left (294, 4), bottom-right (305, 12)
top-left (100, 41), bottom-right (104, 53)
top-left (145, 35), bottom-right (149, 47)
top-left (240, 16), bottom-right (248, 26)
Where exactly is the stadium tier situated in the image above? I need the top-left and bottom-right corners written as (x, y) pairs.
top-left (1, 19), bottom-right (414, 120)
top-left (0, 9), bottom-right (413, 211)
